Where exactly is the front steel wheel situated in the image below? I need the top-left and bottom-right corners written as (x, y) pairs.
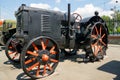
top-left (21, 36), bottom-right (59, 79)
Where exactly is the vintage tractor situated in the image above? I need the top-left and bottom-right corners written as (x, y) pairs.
top-left (5, 4), bottom-right (108, 79)
top-left (0, 20), bottom-right (16, 45)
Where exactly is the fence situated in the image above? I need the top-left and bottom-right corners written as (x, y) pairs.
top-left (105, 20), bottom-right (120, 35)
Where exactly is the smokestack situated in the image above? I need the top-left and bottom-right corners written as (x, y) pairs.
top-left (68, 3), bottom-right (70, 27)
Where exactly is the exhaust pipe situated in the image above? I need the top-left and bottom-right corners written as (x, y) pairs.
top-left (68, 3), bottom-right (70, 27)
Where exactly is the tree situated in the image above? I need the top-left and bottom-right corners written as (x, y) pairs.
top-left (117, 26), bottom-right (120, 33)
top-left (101, 15), bottom-right (114, 33)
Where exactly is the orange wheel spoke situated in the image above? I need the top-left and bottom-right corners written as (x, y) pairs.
top-left (100, 40), bottom-right (106, 46)
top-left (47, 64), bottom-right (52, 71)
top-left (50, 51), bottom-right (57, 55)
top-left (8, 52), bottom-right (13, 55)
top-left (91, 44), bottom-right (95, 47)
top-left (43, 64), bottom-right (47, 75)
top-left (101, 34), bottom-right (105, 39)
top-left (94, 46), bottom-right (99, 56)
top-left (50, 59), bottom-right (58, 63)
top-left (95, 26), bottom-right (98, 35)
top-left (45, 39), bottom-right (49, 48)
top-left (9, 46), bottom-right (13, 49)
top-left (8, 51), bottom-right (16, 55)
top-left (32, 43), bottom-right (39, 51)
top-left (27, 51), bottom-right (38, 57)
top-left (36, 63), bottom-right (40, 76)
top-left (41, 39), bottom-right (46, 50)
top-left (100, 25), bottom-right (102, 36)
top-left (99, 46), bottom-right (103, 52)
top-left (50, 46), bottom-right (55, 51)
top-left (27, 62), bottom-right (39, 71)
top-left (92, 40), bottom-right (98, 47)
top-left (50, 46), bottom-right (56, 54)
top-left (12, 52), bottom-right (18, 60)
top-left (91, 35), bottom-right (97, 39)
top-left (25, 58), bottom-right (36, 64)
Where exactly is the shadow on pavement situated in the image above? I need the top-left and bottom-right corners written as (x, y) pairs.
top-left (59, 50), bottom-right (100, 63)
top-left (0, 46), bottom-right (5, 50)
top-left (59, 51), bottom-right (85, 63)
top-left (4, 60), bottom-right (21, 69)
top-left (98, 60), bottom-right (120, 80)
top-left (60, 53), bottom-right (89, 63)
top-left (16, 72), bottom-right (34, 80)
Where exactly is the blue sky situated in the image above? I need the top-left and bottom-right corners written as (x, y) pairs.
top-left (0, 0), bottom-right (120, 20)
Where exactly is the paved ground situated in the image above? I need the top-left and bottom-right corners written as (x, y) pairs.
top-left (0, 44), bottom-right (120, 80)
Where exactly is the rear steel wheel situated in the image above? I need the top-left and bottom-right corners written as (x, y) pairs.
top-left (21, 36), bottom-right (59, 79)
top-left (5, 37), bottom-right (22, 63)
top-left (90, 22), bottom-right (108, 60)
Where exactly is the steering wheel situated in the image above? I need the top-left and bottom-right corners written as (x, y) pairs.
top-left (72, 13), bottom-right (82, 22)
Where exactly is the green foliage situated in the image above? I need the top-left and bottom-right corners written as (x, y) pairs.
top-left (0, 20), bottom-right (16, 32)
top-left (101, 15), bottom-right (114, 33)
top-left (117, 27), bottom-right (120, 33)
top-left (101, 11), bottom-right (120, 34)
top-left (101, 15), bottom-right (110, 21)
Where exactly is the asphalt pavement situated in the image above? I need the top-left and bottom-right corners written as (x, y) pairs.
top-left (0, 44), bottom-right (120, 80)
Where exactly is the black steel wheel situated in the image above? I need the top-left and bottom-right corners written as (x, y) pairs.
top-left (5, 36), bottom-right (22, 63)
top-left (0, 35), bottom-right (5, 45)
top-left (90, 22), bottom-right (108, 60)
top-left (21, 36), bottom-right (59, 79)
top-left (0, 33), bottom-right (12, 45)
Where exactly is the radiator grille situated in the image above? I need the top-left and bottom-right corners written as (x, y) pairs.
top-left (41, 15), bottom-right (51, 32)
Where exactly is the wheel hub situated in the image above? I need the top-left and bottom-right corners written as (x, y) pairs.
top-left (38, 50), bottom-right (50, 62)
top-left (96, 35), bottom-right (102, 41)
top-left (42, 54), bottom-right (49, 62)
top-left (98, 35), bottom-right (101, 38)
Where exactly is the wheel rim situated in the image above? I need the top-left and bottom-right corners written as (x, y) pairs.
top-left (5, 37), bottom-right (22, 63)
top-left (90, 23), bottom-right (107, 58)
top-left (21, 37), bottom-right (59, 79)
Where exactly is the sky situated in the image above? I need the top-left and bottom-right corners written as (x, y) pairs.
top-left (0, 0), bottom-right (120, 20)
